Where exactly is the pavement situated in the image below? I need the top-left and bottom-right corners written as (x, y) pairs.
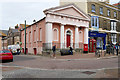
top-left (21, 52), bottom-right (118, 60)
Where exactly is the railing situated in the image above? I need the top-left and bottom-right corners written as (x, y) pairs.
top-left (42, 43), bottom-right (84, 51)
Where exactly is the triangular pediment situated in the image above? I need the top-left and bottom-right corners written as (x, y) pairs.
top-left (44, 4), bottom-right (90, 20)
top-left (54, 7), bottom-right (86, 18)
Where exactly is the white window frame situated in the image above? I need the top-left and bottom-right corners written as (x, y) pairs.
top-left (95, 17), bottom-right (97, 27)
top-left (92, 4), bottom-right (95, 12)
top-left (100, 7), bottom-right (103, 15)
top-left (111, 21), bottom-right (116, 31)
top-left (53, 28), bottom-right (59, 41)
top-left (107, 9), bottom-right (110, 16)
top-left (114, 11), bottom-right (117, 18)
top-left (91, 17), bottom-right (94, 26)
top-left (91, 16), bottom-right (99, 28)
top-left (114, 22), bottom-right (116, 30)
top-left (111, 22), bottom-right (113, 30)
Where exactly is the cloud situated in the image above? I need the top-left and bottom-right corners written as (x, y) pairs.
top-left (0, 1), bottom-right (59, 30)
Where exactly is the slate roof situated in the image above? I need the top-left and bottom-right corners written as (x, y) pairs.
top-left (11, 28), bottom-right (19, 33)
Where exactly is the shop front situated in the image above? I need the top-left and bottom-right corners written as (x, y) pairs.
top-left (89, 31), bottom-right (106, 52)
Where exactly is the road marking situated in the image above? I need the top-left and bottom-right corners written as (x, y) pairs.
top-left (52, 56), bottom-right (118, 61)
top-left (1, 65), bottom-right (119, 72)
top-left (15, 55), bottom-right (42, 58)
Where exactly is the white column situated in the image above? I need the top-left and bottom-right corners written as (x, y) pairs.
top-left (60, 24), bottom-right (64, 49)
top-left (46, 22), bottom-right (53, 49)
top-left (84, 27), bottom-right (88, 44)
top-left (75, 26), bottom-right (79, 48)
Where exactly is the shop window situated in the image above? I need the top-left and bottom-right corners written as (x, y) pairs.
top-left (111, 34), bottom-right (116, 44)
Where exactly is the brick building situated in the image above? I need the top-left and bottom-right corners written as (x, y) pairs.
top-left (21, 4), bottom-right (90, 55)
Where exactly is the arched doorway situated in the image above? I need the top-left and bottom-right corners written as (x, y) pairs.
top-left (66, 30), bottom-right (71, 47)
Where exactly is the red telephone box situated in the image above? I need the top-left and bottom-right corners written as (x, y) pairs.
top-left (89, 39), bottom-right (96, 52)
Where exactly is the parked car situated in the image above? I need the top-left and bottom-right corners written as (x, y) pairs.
top-left (8, 45), bottom-right (21, 55)
top-left (0, 50), bottom-right (13, 62)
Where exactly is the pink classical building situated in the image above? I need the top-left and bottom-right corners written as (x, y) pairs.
top-left (21, 4), bottom-right (90, 55)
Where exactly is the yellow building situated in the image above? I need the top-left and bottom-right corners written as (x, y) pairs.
top-left (0, 30), bottom-right (8, 50)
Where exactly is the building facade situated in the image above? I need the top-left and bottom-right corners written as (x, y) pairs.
top-left (60, 0), bottom-right (120, 51)
top-left (7, 28), bottom-right (20, 45)
top-left (0, 30), bottom-right (8, 50)
top-left (21, 4), bottom-right (90, 55)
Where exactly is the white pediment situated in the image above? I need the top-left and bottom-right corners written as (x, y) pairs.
top-left (44, 4), bottom-right (90, 21)
top-left (54, 7), bottom-right (86, 18)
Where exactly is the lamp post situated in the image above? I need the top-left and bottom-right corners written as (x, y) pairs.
top-left (24, 20), bottom-right (26, 55)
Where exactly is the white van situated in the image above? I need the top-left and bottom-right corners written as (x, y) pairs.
top-left (8, 44), bottom-right (21, 55)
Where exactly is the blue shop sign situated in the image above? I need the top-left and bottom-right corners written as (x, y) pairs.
top-left (89, 31), bottom-right (106, 37)
top-left (89, 31), bottom-right (106, 50)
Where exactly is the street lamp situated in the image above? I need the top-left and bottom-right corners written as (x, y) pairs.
top-left (24, 20), bottom-right (26, 55)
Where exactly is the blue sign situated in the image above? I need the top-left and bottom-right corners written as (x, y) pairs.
top-left (89, 31), bottom-right (106, 50)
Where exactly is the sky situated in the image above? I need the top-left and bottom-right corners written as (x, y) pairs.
top-left (0, 0), bottom-right (119, 30)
